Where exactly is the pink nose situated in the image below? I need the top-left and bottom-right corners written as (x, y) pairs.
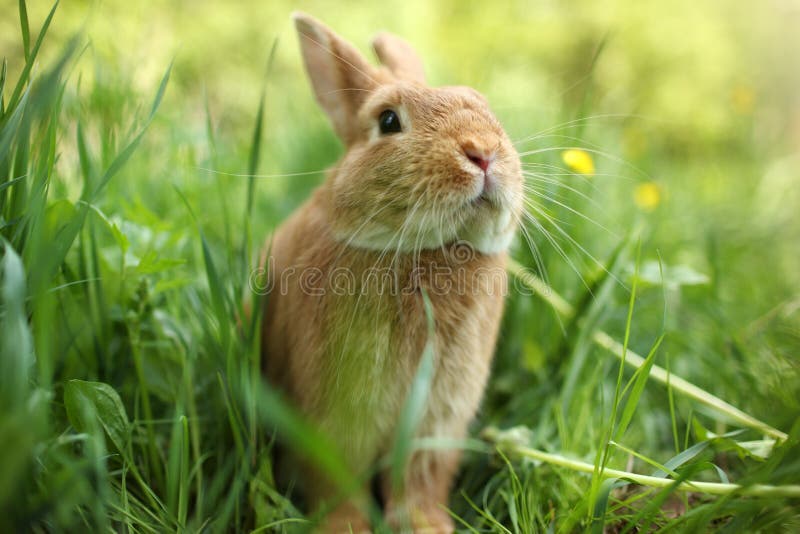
top-left (464, 147), bottom-right (492, 172)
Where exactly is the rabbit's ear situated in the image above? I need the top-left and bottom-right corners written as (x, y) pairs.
top-left (372, 31), bottom-right (426, 84)
top-left (293, 12), bottom-right (378, 144)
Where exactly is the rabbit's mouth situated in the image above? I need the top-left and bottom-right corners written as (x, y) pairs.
top-left (469, 171), bottom-right (495, 206)
top-left (471, 194), bottom-right (491, 208)
top-left (454, 172), bottom-right (523, 254)
top-left (463, 169), bottom-right (517, 213)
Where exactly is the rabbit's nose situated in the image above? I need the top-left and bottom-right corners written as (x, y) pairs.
top-left (463, 145), bottom-right (495, 172)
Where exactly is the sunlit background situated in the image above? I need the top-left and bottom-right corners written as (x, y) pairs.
top-left (3, 1), bottom-right (798, 279)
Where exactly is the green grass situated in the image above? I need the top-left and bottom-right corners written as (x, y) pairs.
top-left (2, 1), bottom-right (799, 532)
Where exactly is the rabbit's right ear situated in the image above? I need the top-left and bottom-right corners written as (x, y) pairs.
top-left (293, 12), bottom-right (378, 145)
top-left (372, 32), bottom-right (426, 84)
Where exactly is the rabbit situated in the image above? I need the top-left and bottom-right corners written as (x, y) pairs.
top-left (261, 12), bottom-right (523, 533)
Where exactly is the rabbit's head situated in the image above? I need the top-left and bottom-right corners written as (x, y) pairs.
top-left (294, 12), bottom-right (523, 255)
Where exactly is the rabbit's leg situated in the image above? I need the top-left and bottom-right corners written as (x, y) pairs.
top-left (315, 497), bottom-right (372, 534)
top-left (303, 435), bottom-right (377, 533)
top-left (382, 449), bottom-right (459, 533)
top-left (306, 475), bottom-right (372, 534)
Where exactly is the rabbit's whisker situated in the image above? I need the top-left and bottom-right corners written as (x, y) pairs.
top-left (522, 186), bottom-right (617, 238)
top-left (517, 146), bottom-right (651, 181)
top-left (196, 166), bottom-right (326, 179)
top-left (511, 113), bottom-right (656, 145)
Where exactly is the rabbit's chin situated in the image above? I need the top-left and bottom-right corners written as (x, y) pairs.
top-left (459, 206), bottom-right (518, 254)
top-left (333, 205), bottom-right (517, 256)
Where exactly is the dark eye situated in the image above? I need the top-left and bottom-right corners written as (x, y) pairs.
top-left (378, 109), bottom-right (402, 134)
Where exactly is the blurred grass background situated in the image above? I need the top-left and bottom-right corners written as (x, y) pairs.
top-left (1, 0), bottom-right (799, 531)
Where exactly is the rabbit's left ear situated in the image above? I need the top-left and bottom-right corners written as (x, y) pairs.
top-left (372, 31), bottom-right (426, 84)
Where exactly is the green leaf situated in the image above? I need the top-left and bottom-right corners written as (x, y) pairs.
top-left (133, 250), bottom-right (184, 275)
top-left (43, 198), bottom-right (76, 238)
top-left (651, 438), bottom-right (712, 478)
top-left (83, 202), bottom-right (129, 253)
top-left (0, 238), bottom-right (33, 405)
top-left (64, 380), bottom-right (130, 453)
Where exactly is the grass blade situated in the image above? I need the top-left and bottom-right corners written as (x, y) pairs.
top-left (7, 0), bottom-right (59, 112)
top-left (483, 427), bottom-right (800, 498)
top-left (19, 0), bottom-right (31, 61)
top-left (90, 62), bottom-right (172, 200)
top-left (390, 288), bottom-right (437, 493)
top-left (1, 58), bottom-right (7, 115)
top-left (614, 333), bottom-right (665, 439)
top-left (507, 258), bottom-right (789, 442)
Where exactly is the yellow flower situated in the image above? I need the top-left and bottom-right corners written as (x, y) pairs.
top-left (634, 182), bottom-right (662, 211)
top-left (562, 149), bottom-right (595, 175)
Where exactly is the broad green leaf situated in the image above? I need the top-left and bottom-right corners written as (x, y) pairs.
top-left (64, 379), bottom-right (130, 453)
top-left (44, 198), bottom-right (76, 239)
top-left (133, 250), bottom-right (184, 275)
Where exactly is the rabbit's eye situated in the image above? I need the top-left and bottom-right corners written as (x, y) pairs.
top-left (378, 109), bottom-right (402, 134)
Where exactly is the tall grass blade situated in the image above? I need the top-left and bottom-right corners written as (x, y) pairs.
top-left (18, 0), bottom-right (31, 61)
top-left (253, 384), bottom-right (361, 503)
top-left (390, 289), bottom-right (437, 492)
top-left (90, 62), bottom-right (172, 200)
top-left (615, 333), bottom-right (664, 438)
top-left (174, 184), bottom-right (232, 354)
top-left (0, 58), bottom-right (7, 114)
top-left (25, 62), bottom-right (169, 298)
top-left (240, 39), bottom-right (277, 296)
top-left (559, 234), bottom-right (631, 414)
top-left (7, 0), bottom-right (59, 112)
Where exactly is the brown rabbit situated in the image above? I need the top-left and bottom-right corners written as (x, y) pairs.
top-left (262, 12), bottom-right (523, 533)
